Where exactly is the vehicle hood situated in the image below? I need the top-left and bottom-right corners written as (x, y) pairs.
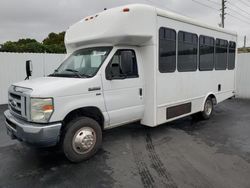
top-left (13, 77), bottom-right (101, 97)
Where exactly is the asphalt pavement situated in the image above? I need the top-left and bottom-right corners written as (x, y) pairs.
top-left (0, 99), bottom-right (250, 188)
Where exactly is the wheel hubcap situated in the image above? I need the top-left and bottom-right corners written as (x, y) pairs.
top-left (72, 127), bottom-right (96, 154)
top-left (205, 100), bottom-right (212, 116)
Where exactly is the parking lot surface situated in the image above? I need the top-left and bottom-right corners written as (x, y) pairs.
top-left (1, 99), bottom-right (250, 188)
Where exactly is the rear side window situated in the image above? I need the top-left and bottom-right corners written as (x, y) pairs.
top-left (215, 39), bottom-right (228, 70)
top-left (228, 41), bottom-right (236, 70)
top-left (159, 27), bottom-right (176, 73)
top-left (199, 35), bottom-right (215, 71)
top-left (178, 31), bottom-right (198, 72)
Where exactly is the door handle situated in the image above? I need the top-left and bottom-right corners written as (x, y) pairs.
top-left (139, 88), bottom-right (143, 96)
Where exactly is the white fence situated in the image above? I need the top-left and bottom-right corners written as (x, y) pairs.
top-left (237, 54), bottom-right (250, 99)
top-left (0, 52), bottom-right (65, 104)
top-left (0, 52), bottom-right (250, 105)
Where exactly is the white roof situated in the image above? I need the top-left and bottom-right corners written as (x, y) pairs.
top-left (65, 4), bottom-right (237, 52)
top-left (156, 7), bottom-right (237, 36)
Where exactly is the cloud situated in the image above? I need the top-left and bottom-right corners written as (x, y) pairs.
top-left (0, 0), bottom-right (248, 46)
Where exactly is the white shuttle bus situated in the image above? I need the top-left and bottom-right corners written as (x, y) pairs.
top-left (4, 4), bottom-right (237, 162)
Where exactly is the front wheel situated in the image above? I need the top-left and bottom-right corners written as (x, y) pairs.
top-left (200, 97), bottom-right (214, 120)
top-left (62, 117), bottom-right (102, 163)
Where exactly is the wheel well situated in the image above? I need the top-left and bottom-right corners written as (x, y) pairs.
top-left (208, 94), bottom-right (217, 105)
top-left (63, 107), bottom-right (104, 130)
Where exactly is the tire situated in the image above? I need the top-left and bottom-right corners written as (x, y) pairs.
top-left (200, 97), bottom-right (214, 120)
top-left (62, 117), bottom-right (102, 163)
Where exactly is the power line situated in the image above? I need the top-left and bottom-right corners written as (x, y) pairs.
top-left (204, 0), bottom-right (221, 6)
top-left (143, 0), bottom-right (190, 17)
top-left (144, 0), bottom-right (250, 27)
top-left (197, 0), bottom-right (250, 24)
top-left (192, 0), bottom-right (225, 27)
top-left (192, 0), bottom-right (220, 11)
top-left (237, 0), bottom-right (250, 8)
top-left (227, 0), bottom-right (250, 17)
top-left (192, 0), bottom-right (228, 28)
top-left (227, 6), bottom-right (250, 21)
top-left (227, 12), bottom-right (250, 25)
top-left (191, 0), bottom-right (250, 27)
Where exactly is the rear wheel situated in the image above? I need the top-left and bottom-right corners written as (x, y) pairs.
top-left (62, 117), bottom-right (102, 163)
top-left (200, 97), bottom-right (214, 120)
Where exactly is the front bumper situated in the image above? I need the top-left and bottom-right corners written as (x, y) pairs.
top-left (4, 110), bottom-right (62, 147)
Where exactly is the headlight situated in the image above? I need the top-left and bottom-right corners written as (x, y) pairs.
top-left (31, 98), bottom-right (54, 123)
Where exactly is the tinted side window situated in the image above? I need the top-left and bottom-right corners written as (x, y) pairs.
top-left (159, 27), bottom-right (176, 73)
top-left (178, 31), bottom-right (198, 72)
top-left (106, 50), bottom-right (138, 79)
top-left (228, 41), bottom-right (236, 70)
top-left (215, 39), bottom-right (228, 70)
top-left (199, 35), bottom-right (215, 71)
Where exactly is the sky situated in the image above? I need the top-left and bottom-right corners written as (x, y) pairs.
top-left (0, 0), bottom-right (249, 46)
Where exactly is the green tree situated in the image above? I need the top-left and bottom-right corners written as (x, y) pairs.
top-left (43, 32), bottom-right (66, 53)
top-left (0, 39), bottom-right (45, 53)
top-left (0, 41), bottom-right (18, 52)
top-left (0, 31), bottom-right (66, 53)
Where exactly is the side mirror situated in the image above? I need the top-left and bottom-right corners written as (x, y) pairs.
top-left (25, 60), bottom-right (33, 80)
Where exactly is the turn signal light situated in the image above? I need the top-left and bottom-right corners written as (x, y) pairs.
top-left (42, 105), bottom-right (54, 111)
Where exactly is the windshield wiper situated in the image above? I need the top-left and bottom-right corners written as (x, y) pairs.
top-left (65, 69), bottom-right (84, 78)
top-left (49, 69), bottom-right (91, 78)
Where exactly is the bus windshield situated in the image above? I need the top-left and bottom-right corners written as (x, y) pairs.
top-left (50, 47), bottom-right (112, 78)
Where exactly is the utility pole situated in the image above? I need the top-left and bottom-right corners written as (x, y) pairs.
top-left (244, 36), bottom-right (247, 48)
top-left (221, 0), bottom-right (226, 28)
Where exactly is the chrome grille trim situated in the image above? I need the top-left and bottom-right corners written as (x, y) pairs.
top-left (8, 86), bottom-right (31, 120)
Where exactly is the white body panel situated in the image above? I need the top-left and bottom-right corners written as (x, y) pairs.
top-left (10, 4), bottom-right (237, 129)
top-left (65, 4), bottom-right (156, 52)
top-left (155, 16), bottom-right (236, 125)
top-left (13, 76), bottom-right (109, 125)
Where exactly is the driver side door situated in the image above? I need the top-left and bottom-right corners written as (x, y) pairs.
top-left (101, 48), bottom-right (144, 127)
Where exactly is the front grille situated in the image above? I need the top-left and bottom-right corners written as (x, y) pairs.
top-left (8, 90), bottom-right (27, 120)
top-left (10, 105), bottom-right (22, 115)
top-left (10, 93), bottom-right (21, 100)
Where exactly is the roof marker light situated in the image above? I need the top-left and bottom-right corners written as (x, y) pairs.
top-left (123, 8), bottom-right (130, 12)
